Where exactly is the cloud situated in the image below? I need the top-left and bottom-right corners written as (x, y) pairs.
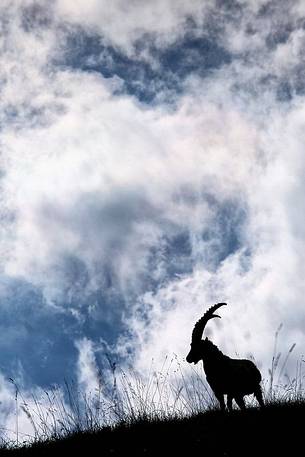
top-left (55, 0), bottom-right (209, 54)
top-left (75, 338), bottom-right (100, 394)
top-left (1, 69), bottom-right (260, 301)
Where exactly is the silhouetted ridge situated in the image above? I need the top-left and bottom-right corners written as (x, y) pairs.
top-left (2, 401), bottom-right (303, 456)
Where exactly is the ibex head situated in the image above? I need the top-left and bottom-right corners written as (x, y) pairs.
top-left (186, 303), bottom-right (227, 364)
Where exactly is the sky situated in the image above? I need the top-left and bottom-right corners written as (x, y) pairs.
top-left (1, 0), bottom-right (305, 440)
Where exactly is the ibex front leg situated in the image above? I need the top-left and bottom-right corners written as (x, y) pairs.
top-left (234, 396), bottom-right (246, 410)
top-left (214, 391), bottom-right (226, 411)
top-left (227, 394), bottom-right (233, 412)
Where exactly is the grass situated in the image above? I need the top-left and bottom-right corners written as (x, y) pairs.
top-left (0, 327), bottom-right (303, 456)
top-left (2, 357), bottom-right (218, 445)
top-left (1, 401), bottom-right (304, 456)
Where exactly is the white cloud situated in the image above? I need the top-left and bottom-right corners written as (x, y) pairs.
top-left (1, 70), bottom-right (263, 305)
top-left (75, 338), bottom-right (99, 394)
top-left (120, 93), bottom-right (305, 381)
top-left (55, 0), bottom-right (209, 54)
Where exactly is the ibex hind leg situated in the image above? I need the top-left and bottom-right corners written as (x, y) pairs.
top-left (234, 396), bottom-right (246, 410)
top-left (254, 386), bottom-right (264, 408)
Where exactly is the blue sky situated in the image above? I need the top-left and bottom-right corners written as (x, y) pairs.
top-left (1, 0), bottom-right (305, 438)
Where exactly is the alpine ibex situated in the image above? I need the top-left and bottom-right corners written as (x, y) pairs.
top-left (186, 303), bottom-right (264, 411)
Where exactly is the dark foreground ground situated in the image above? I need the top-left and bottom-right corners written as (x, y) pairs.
top-left (1, 401), bottom-right (303, 456)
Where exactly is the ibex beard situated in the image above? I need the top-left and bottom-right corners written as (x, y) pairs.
top-left (186, 303), bottom-right (264, 411)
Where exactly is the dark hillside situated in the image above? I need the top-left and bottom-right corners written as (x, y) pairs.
top-left (1, 401), bottom-right (303, 457)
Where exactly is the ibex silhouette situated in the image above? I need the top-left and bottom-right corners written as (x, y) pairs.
top-left (186, 303), bottom-right (264, 411)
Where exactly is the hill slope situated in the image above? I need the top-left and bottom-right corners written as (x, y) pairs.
top-left (1, 401), bottom-right (303, 456)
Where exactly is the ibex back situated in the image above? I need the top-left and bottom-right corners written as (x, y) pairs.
top-left (186, 303), bottom-right (264, 411)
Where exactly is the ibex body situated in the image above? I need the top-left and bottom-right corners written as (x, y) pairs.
top-left (186, 303), bottom-right (264, 411)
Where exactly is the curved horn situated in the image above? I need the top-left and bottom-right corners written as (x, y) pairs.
top-left (191, 302), bottom-right (227, 343)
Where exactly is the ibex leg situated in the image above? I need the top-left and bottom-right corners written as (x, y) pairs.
top-left (234, 396), bottom-right (245, 410)
top-left (214, 392), bottom-right (226, 411)
top-left (254, 386), bottom-right (264, 408)
top-left (227, 394), bottom-right (233, 412)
